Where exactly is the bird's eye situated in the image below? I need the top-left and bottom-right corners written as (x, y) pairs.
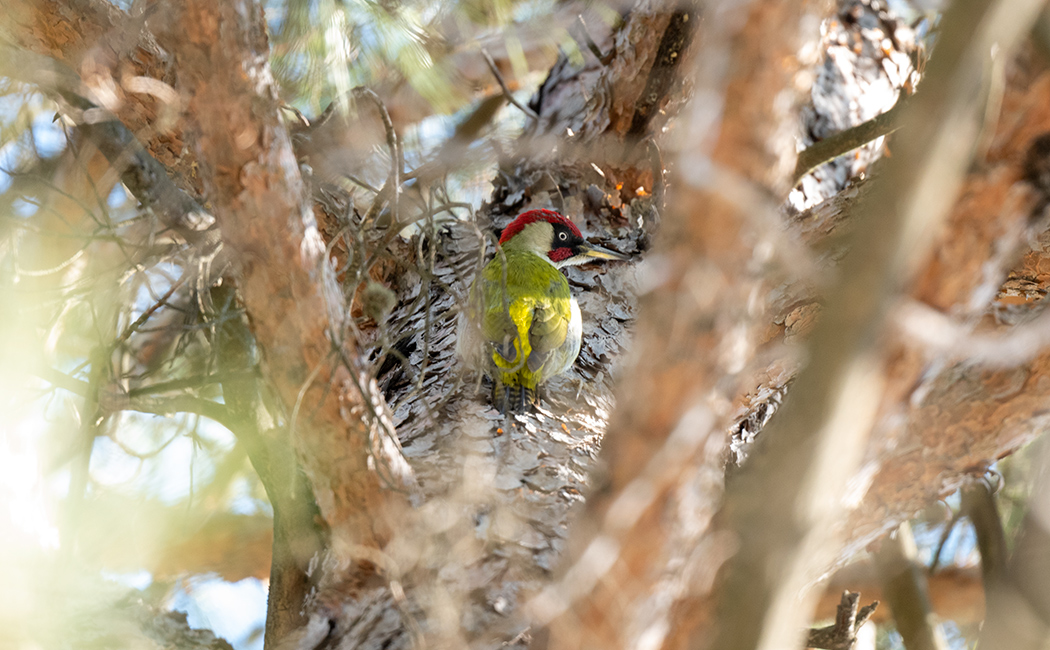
top-left (559, 232), bottom-right (568, 241)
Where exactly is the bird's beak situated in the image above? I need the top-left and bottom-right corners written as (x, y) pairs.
top-left (578, 242), bottom-right (630, 261)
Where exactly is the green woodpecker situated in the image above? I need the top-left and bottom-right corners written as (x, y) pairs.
top-left (458, 209), bottom-right (629, 412)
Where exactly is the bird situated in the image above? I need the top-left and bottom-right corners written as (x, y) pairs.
top-left (458, 209), bottom-right (629, 412)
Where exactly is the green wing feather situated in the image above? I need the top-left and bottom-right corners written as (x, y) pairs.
top-left (479, 250), bottom-right (572, 390)
top-left (527, 301), bottom-right (570, 373)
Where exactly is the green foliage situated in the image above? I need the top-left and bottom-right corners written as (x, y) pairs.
top-left (267, 0), bottom-right (558, 117)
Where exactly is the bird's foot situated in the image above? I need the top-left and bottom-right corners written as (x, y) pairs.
top-left (492, 383), bottom-right (538, 414)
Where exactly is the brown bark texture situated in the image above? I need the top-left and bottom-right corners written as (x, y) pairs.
top-left (5, 0), bottom-right (202, 195)
top-left (329, 3), bottom-right (704, 648)
top-left (145, 0), bottom-right (409, 554)
top-left (533, 1), bottom-right (834, 648)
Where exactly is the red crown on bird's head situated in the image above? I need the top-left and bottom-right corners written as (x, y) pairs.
top-left (499, 209), bottom-right (582, 245)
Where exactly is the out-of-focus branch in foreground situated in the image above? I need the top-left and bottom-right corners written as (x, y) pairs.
top-left (709, 2), bottom-right (1046, 650)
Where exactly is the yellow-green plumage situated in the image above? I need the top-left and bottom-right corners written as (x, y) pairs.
top-left (458, 209), bottom-right (627, 411)
top-left (479, 249), bottom-right (577, 393)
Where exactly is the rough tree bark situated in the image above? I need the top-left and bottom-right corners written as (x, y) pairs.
top-left (323, 3), bottom-right (704, 647)
top-left (532, 0), bottom-right (834, 647)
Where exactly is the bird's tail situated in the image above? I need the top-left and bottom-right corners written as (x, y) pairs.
top-left (492, 381), bottom-right (536, 413)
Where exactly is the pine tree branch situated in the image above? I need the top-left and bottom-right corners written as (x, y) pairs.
top-left (708, 2), bottom-right (1046, 650)
top-left (34, 366), bottom-right (239, 432)
top-left (962, 479), bottom-right (1010, 585)
top-left (793, 97), bottom-right (909, 186)
top-left (0, 44), bottom-right (220, 252)
top-left (151, 0), bottom-right (411, 564)
top-left (208, 284), bottom-right (324, 647)
top-left (975, 461), bottom-right (1050, 650)
top-left (873, 523), bottom-right (949, 650)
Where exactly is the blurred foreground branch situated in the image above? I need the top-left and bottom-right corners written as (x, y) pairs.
top-left (152, 0), bottom-right (412, 560)
top-left (0, 44), bottom-right (221, 264)
top-left (793, 96), bottom-right (908, 186)
top-left (530, 2), bottom-right (827, 649)
top-left (873, 523), bottom-right (949, 650)
top-left (973, 464), bottom-right (1050, 649)
top-left (710, 1), bottom-right (1045, 650)
top-left (2, 28), bottom-right (329, 647)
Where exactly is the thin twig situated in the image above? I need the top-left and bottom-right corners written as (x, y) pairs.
top-left (113, 274), bottom-right (188, 347)
top-left (288, 350), bottom-right (336, 443)
top-left (281, 103), bottom-right (311, 127)
top-left (481, 49), bottom-right (540, 121)
top-left (928, 506), bottom-right (961, 575)
top-left (575, 15), bottom-right (613, 64)
top-left (34, 366), bottom-right (240, 432)
top-left (116, 394), bottom-right (240, 433)
top-left (345, 173), bottom-right (381, 194)
top-left (126, 371), bottom-right (255, 398)
top-left (35, 366), bottom-right (91, 397)
top-left (353, 87), bottom-right (401, 227)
